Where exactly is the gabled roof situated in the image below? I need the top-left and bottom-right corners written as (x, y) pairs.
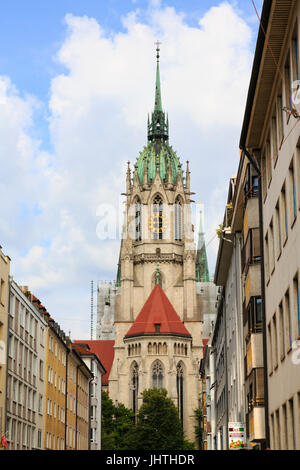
top-left (74, 340), bottom-right (114, 386)
top-left (125, 284), bottom-right (191, 339)
top-left (72, 342), bottom-right (106, 375)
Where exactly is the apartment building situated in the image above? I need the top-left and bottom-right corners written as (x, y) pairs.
top-left (240, 0), bottom-right (300, 450)
top-left (214, 175), bottom-right (248, 438)
top-left (73, 342), bottom-right (106, 450)
top-left (66, 346), bottom-right (92, 450)
top-left (6, 282), bottom-right (47, 450)
top-left (0, 247), bottom-right (10, 444)
top-left (43, 315), bottom-right (68, 451)
top-left (230, 155), bottom-right (266, 448)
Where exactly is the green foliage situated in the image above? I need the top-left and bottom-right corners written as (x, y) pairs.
top-left (194, 408), bottom-right (203, 449)
top-left (101, 388), bottom-right (195, 450)
top-left (216, 224), bottom-right (223, 238)
top-left (101, 391), bottom-right (135, 450)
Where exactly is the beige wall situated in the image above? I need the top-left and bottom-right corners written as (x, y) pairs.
top-left (258, 1), bottom-right (300, 450)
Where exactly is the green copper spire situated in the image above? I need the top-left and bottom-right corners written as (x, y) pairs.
top-left (154, 42), bottom-right (162, 112)
top-left (196, 203), bottom-right (210, 283)
top-left (133, 44), bottom-right (183, 186)
top-left (147, 42), bottom-right (168, 143)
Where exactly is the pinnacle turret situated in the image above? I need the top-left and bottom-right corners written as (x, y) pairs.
top-left (196, 203), bottom-right (210, 283)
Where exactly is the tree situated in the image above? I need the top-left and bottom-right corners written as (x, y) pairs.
top-left (101, 390), bottom-right (135, 450)
top-left (123, 388), bottom-right (195, 450)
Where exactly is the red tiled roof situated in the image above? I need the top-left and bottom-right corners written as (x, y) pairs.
top-left (74, 340), bottom-right (115, 386)
top-left (125, 284), bottom-right (191, 338)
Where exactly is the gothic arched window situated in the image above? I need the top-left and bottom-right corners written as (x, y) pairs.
top-left (176, 362), bottom-right (184, 423)
top-left (174, 196), bottom-right (182, 241)
top-left (152, 360), bottom-right (164, 389)
top-left (131, 362), bottom-right (139, 415)
top-left (152, 195), bottom-right (163, 240)
top-left (135, 197), bottom-right (142, 241)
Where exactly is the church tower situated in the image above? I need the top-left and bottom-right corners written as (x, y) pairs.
top-left (108, 45), bottom-right (203, 442)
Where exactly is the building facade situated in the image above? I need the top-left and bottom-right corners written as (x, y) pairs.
top-left (6, 282), bottom-right (47, 450)
top-left (73, 342), bottom-right (106, 450)
top-left (240, 0), bottom-right (300, 450)
top-left (0, 247), bottom-right (10, 445)
top-left (66, 346), bottom-right (92, 450)
top-left (107, 47), bottom-right (204, 442)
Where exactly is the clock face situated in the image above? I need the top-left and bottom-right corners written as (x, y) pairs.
top-left (148, 214), bottom-right (168, 234)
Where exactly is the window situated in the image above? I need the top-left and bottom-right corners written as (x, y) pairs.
top-left (285, 55), bottom-right (292, 114)
top-left (176, 363), bottom-right (184, 423)
top-left (19, 304), bottom-right (24, 327)
top-left (279, 302), bottom-right (285, 360)
top-left (269, 220), bottom-right (275, 274)
top-left (292, 34), bottom-right (299, 82)
top-left (293, 274), bottom-right (300, 339)
top-left (285, 289), bottom-right (292, 349)
top-left (174, 196), bottom-right (182, 241)
top-left (37, 430), bottom-right (42, 449)
top-left (8, 334), bottom-right (14, 358)
top-left (288, 398), bottom-right (296, 449)
top-left (266, 139), bottom-right (272, 186)
top-left (152, 360), bottom-right (163, 389)
top-left (135, 197), bottom-right (142, 242)
top-left (289, 159), bottom-right (297, 223)
top-left (275, 200), bottom-right (282, 258)
top-left (242, 228), bottom-right (261, 274)
top-left (281, 183), bottom-right (288, 243)
top-left (272, 313), bottom-right (278, 369)
top-left (39, 360), bottom-right (44, 380)
top-left (152, 195), bottom-right (163, 240)
top-left (25, 310), bottom-right (29, 332)
top-left (38, 394), bottom-right (43, 414)
top-left (247, 297), bottom-right (263, 337)
top-left (272, 115), bottom-right (278, 166)
top-left (131, 362), bottom-right (139, 415)
top-left (262, 151), bottom-right (267, 200)
top-left (243, 163), bottom-right (258, 200)
top-left (268, 322), bottom-right (273, 374)
top-left (277, 95), bottom-right (284, 144)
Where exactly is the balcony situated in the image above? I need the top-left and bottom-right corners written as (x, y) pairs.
top-left (242, 228), bottom-right (261, 276)
top-left (246, 367), bottom-right (264, 412)
top-left (247, 406), bottom-right (265, 442)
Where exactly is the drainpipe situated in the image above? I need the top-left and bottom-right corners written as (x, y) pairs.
top-left (241, 147), bottom-right (270, 449)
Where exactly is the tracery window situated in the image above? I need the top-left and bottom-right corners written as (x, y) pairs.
top-left (174, 196), bottom-right (182, 241)
top-left (152, 360), bottom-right (163, 389)
top-left (152, 195), bottom-right (163, 240)
top-left (176, 362), bottom-right (184, 423)
top-left (135, 197), bottom-right (142, 241)
top-left (131, 362), bottom-right (139, 415)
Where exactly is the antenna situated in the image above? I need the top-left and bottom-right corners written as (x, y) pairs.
top-left (91, 280), bottom-right (94, 340)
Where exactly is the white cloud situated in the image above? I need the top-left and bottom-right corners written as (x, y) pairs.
top-left (0, 2), bottom-right (253, 339)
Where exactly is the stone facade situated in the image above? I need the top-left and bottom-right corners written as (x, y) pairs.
top-left (108, 49), bottom-right (204, 442)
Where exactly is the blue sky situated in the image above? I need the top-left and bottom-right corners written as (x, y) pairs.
top-left (0, 0), bottom-right (261, 105)
top-left (0, 0), bottom-right (263, 338)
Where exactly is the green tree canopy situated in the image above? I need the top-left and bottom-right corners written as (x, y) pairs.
top-left (124, 388), bottom-right (195, 450)
top-left (101, 388), bottom-right (195, 450)
top-left (101, 390), bottom-right (135, 450)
